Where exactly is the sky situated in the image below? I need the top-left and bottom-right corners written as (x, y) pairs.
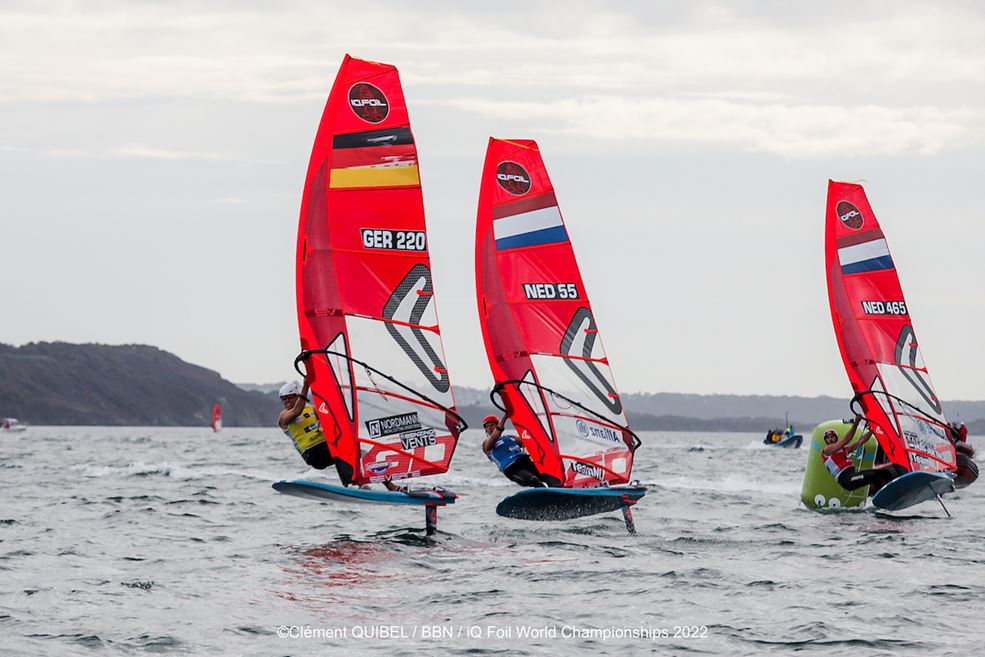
top-left (1, 1), bottom-right (983, 399)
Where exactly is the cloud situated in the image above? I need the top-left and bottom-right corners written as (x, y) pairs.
top-left (438, 96), bottom-right (984, 158)
top-left (112, 145), bottom-right (233, 161)
top-left (1, 2), bottom-right (985, 105)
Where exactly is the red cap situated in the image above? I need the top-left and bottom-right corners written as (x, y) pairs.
top-left (482, 415), bottom-right (499, 426)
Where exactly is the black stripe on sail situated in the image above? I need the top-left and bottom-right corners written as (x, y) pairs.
top-left (333, 128), bottom-right (414, 149)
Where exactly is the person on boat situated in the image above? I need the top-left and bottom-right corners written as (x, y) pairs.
top-left (278, 378), bottom-right (403, 491)
top-left (482, 413), bottom-right (547, 487)
top-left (822, 414), bottom-right (906, 492)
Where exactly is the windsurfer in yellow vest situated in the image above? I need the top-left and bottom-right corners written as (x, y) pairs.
top-left (278, 379), bottom-right (334, 470)
top-left (278, 378), bottom-right (405, 491)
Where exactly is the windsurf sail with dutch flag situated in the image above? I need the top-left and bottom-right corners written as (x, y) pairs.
top-left (475, 138), bottom-right (640, 488)
top-left (211, 404), bottom-right (222, 432)
top-left (294, 55), bottom-right (465, 487)
top-left (825, 180), bottom-right (956, 474)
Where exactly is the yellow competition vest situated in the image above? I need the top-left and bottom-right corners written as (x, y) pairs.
top-left (283, 403), bottom-right (326, 453)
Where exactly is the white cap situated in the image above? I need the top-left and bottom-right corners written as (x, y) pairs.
top-left (279, 381), bottom-right (302, 397)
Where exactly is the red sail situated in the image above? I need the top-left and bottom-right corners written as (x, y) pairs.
top-left (295, 55), bottom-right (462, 486)
top-left (475, 138), bottom-right (639, 488)
top-left (825, 180), bottom-right (955, 472)
top-left (211, 404), bottom-right (222, 432)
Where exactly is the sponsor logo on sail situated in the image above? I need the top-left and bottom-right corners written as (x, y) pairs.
top-left (399, 428), bottom-right (437, 450)
top-left (836, 201), bottom-right (864, 230)
top-left (572, 461), bottom-right (605, 480)
top-left (861, 300), bottom-right (907, 316)
top-left (366, 462), bottom-right (395, 474)
top-left (349, 83), bottom-right (389, 123)
top-left (366, 412), bottom-right (422, 438)
top-left (496, 161), bottom-right (531, 195)
top-left (574, 419), bottom-right (621, 444)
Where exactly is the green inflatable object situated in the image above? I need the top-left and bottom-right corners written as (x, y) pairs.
top-left (800, 419), bottom-right (879, 510)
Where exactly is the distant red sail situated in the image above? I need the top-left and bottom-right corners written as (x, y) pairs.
top-left (212, 404), bottom-right (222, 432)
top-left (295, 55), bottom-right (462, 486)
top-left (825, 180), bottom-right (955, 472)
top-left (475, 138), bottom-right (639, 488)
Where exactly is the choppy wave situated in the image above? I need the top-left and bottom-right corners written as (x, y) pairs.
top-left (0, 428), bottom-right (981, 656)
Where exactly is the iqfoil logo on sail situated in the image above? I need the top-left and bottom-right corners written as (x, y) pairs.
top-left (496, 161), bottom-right (531, 195)
top-left (348, 83), bottom-right (389, 123)
top-left (836, 201), bottom-right (864, 230)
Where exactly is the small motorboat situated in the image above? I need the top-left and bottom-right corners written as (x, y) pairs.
top-left (1, 418), bottom-right (28, 432)
top-left (764, 426), bottom-right (802, 448)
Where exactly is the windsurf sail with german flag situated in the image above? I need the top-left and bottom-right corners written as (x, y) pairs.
top-left (825, 180), bottom-right (956, 474)
top-left (475, 138), bottom-right (640, 488)
top-left (211, 404), bottom-right (222, 432)
top-left (293, 55), bottom-right (465, 487)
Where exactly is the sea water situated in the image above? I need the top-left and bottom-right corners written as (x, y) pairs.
top-left (1, 427), bottom-right (983, 656)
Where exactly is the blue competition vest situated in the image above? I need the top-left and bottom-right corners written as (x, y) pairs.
top-left (488, 434), bottom-right (525, 472)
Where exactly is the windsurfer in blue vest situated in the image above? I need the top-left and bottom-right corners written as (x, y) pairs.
top-left (821, 414), bottom-right (906, 492)
top-left (278, 378), bottom-right (403, 491)
top-left (482, 413), bottom-right (547, 487)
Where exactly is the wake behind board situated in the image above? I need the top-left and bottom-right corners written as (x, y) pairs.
top-left (496, 486), bottom-right (646, 532)
top-left (870, 472), bottom-right (955, 511)
top-left (273, 480), bottom-right (457, 535)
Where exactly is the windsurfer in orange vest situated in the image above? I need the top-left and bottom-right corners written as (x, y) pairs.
top-left (482, 413), bottom-right (547, 487)
top-left (822, 414), bottom-right (906, 492)
top-left (278, 378), bottom-right (404, 491)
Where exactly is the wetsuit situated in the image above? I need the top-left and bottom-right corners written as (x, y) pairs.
top-left (487, 434), bottom-right (546, 487)
top-left (824, 448), bottom-right (904, 492)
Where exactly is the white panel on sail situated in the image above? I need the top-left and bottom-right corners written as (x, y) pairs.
top-left (876, 363), bottom-right (952, 468)
top-left (345, 316), bottom-right (453, 451)
top-left (529, 353), bottom-right (626, 426)
top-left (347, 316), bottom-right (453, 407)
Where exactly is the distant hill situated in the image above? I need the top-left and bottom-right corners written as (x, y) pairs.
top-left (2, 341), bottom-right (981, 433)
top-left (455, 391), bottom-right (985, 436)
top-left (0, 342), bottom-right (280, 426)
top-left (234, 382), bottom-right (286, 394)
